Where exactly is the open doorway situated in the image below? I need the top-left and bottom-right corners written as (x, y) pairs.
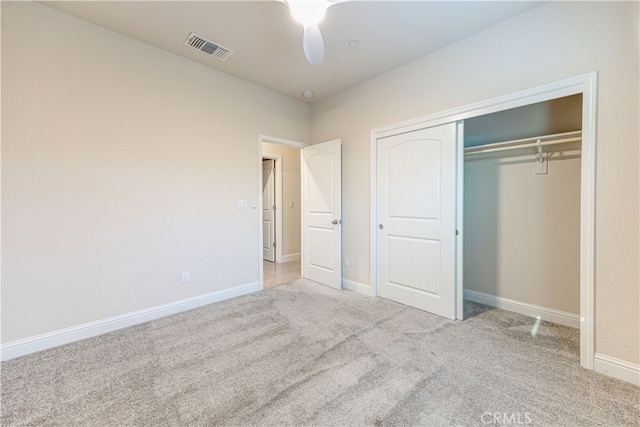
top-left (261, 138), bottom-right (303, 288)
top-left (259, 135), bottom-right (344, 291)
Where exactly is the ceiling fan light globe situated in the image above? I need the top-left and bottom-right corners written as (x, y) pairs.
top-left (288, 0), bottom-right (331, 28)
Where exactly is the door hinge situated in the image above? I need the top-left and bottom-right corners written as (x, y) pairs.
top-left (273, 242), bottom-right (276, 248)
top-left (273, 205), bottom-right (276, 211)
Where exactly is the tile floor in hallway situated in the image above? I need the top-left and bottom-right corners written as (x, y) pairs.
top-left (263, 259), bottom-right (301, 288)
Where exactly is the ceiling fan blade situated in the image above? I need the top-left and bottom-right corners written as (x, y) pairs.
top-left (303, 24), bottom-right (324, 65)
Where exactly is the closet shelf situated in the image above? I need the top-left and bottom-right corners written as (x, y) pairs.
top-left (464, 130), bottom-right (582, 155)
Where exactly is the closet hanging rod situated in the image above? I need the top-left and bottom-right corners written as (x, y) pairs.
top-left (464, 130), bottom-right (582, 155)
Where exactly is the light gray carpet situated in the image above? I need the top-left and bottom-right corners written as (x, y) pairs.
top-left (2, 278), bottom-right (639, 426)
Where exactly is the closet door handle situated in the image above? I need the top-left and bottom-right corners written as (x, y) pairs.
top-left (379, 224), bottom-right (384, 230)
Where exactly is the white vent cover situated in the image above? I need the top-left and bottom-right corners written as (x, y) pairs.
top-left (184, 32), bottom-right (233, 61)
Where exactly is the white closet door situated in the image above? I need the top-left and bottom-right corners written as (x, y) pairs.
top-left (377, 123), bottom-right (458, 319)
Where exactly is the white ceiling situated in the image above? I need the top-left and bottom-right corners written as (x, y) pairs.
top-left (39, 1), bottom-right (543, 103)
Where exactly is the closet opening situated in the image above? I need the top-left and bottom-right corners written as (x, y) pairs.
top-left (462, 94), bottom-right (583, 330)
top-left (370, 72), bottom-right (597, 370)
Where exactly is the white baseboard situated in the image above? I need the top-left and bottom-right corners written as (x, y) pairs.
top-left (463, 289), bottom-right (580, 329)
top-left (0, 281), bottom-right (260, 361)
top-left (342, 279), bottom-right (374, 296)
top-left (281, 252), bottom-right (301, 263)
top-left (594, 353), bottom-right (640, 386)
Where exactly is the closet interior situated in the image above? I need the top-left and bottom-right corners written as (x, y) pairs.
top-left (463, 94), bottom-right (583, 328)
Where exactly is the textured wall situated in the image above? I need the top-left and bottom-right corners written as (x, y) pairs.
top-left (1, 2), bottom-right (310, 343)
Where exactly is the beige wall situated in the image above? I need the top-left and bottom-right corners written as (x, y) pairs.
top-left (464, 151), bottom-right (582, 315)
top-left (311, 2), bottom-right (639, 364)
top-left (262, 142), bottom-right (301, 260)
top-left (1, 2), bottom-right (310, 343)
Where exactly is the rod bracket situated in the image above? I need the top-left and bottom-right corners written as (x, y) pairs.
top-left (536, 139), bottom-right (548, 175)
top-left (536, 139), bottom-right (544, 163)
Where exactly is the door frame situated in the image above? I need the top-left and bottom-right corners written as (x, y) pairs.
top-left (262, 154), bottom-right (282, 263)
top-left (370, 72), bottom-right (597, 370)
top-left (258, 134), bottom-right (308, 289)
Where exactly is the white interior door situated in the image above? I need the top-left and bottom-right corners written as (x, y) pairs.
top-left (262, 159), bottom-right (276, 262)
top-left (302, 139), bottom-right (342, 289)
top-left (376, 123), bottom-right (458, 319)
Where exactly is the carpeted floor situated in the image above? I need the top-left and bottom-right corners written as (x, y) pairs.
top-left (2, 278), bottom-right (639, 426)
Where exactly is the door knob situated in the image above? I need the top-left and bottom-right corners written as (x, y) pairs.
top-left (332, 219), bottom-right (339, 225)
top-left (379, 224), bottom-right (384, 229)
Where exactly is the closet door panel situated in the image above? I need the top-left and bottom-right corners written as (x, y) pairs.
top-left (377, 123), bottom-right (457, 319)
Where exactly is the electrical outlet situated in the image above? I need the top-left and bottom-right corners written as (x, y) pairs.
top-left (181, 271), bottom-right (189, 284)
top-left (344, 257), bottom-right (350, 267)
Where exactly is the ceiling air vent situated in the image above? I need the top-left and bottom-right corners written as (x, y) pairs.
top-left (184, 32), bottom-right (233, 61)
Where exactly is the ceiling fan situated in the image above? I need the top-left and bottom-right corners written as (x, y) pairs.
top-left (282, 0), bottom-right (346, 65)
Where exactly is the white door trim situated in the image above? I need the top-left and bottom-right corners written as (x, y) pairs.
top-left (370, 72), bottom-right (597, 370)
top-left (258, 135), bottom-right (308, 289)
top-left (455, 121), bottom-right (465, 320)
top-left (259, 134), bottom-right (309, 149)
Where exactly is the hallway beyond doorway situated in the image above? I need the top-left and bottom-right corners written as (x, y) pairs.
top-left (263, 260), bottom-right (301, 288)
